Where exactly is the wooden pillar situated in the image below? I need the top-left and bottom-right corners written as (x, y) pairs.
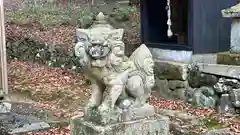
top-left (0, 0), bottom-right (8, 96)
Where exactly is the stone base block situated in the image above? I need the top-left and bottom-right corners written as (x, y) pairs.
top-left (70, 114), bottom-right (169, 135)
top-left (155, 60), bottom-right (188, 80)
top-left (149, 48), bottom-right (192, 63)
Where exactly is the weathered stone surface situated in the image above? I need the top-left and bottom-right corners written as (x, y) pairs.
top-left (222, 2), bottom-right (240, 54)
top-left (0, 113), bottom-right (50, 134)
top-left (157, 109), bottom-right (201, 135)
top-left (214, 82), bottom-right (232, 94)
top-left (217, 94), bottom-right (235, 114)
top-left (197, 63), bottom-right (240, 80)
top-left (149, 48), bottom-right (192, 63)
top-left (187, 66), bottom-right (201, 88)
top-left (192, 54), bottom-right (217, 64)
top-left (219, 78), bottom-right (240, 89)
top-left (0, 101), bottom-right (51, 134)
top-left (192, 87), bottom-right (218, 108)
top-left (217, 51), bottom-right (240, 65)
top-left (152, 78), bottom-right (173, 99)
top-left (168, 80), bottom-right (188, 90)
top-left (188, 64), bottom-right (218, 88)
top-left (169, 123), bottom-right (193, 135)
top-left (75, 12), bottom-right (156, 124)
top-left (156, 109), bottom-right (199, 125)
top-left (184, 87), bottom-right (195, 102)
top-left (199, 74), bottom-right (218, 86)
top-left (121, 104), bottom-right (155, 121)
top-left (153, 79), bottom-right (187, 100)
top-left (230, 88), bottom-right (240, 108)
top-left (0, 103), bottom-right (11, 113)
top-left (116, 0), bottom-right (129, 6)
top-left (70, 114), bottom-right (170, 135)
top-left (229, 19), bottom-right (240, 53)
top-left (153, 79), bottom-right (169, 90)
top-left (172, 88), bottom-right (187, 100)
top-left (214, 78), bottom-right (240, 94)
top-left (10, 122), bottom-right (50, 134)
top-left (201, 128), bottom-right (232, 135)
top-left (155, 60), bottom-right (188, 80)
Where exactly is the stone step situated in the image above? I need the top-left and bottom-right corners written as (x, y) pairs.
top-left (150, 48), bottom-right (192, 63)
top-left (117, 0), bottom-right (129, 6)
top-left (0, 101), bottom-right (53, 134)
top-left (217, 51), bottom-right (240, 65)
top-left (197, 63), bottom-right (240, 80)
top-left (155, 58), bottom-right (240, 80)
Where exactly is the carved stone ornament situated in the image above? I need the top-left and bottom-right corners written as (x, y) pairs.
top-left (222, 3), bottom-right (240, 52)
top-left (74, 12), bottom-right (155, 125)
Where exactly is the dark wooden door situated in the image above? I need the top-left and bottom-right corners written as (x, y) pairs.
top-left (192, 0), bottom-right (237, 53)
top-left (140, 0), bottom-right (168, 43)
top-left (140, 0), bottom-right (192, 51)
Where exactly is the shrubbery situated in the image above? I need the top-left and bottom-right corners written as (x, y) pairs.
top-left (110, 6), bottom-right (137, 21)
top-left (6, 37), bottom-right (82, 71)
top-left (6, 7), bottom-right (95, 28)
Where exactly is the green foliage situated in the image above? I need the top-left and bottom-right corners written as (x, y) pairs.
top-left (202, 117), bottom-right (226, 130)
top-left (110, 6), bottom-right (137, 21)
top-left (6, 37), bottom-right (82, 71)
top-left (77, 8), bottom-right (95, 28)
top-left (6, 6), bottom-right (94, 28)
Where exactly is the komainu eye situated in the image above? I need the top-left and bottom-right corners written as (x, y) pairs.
top-left (100, 48), bottom-right (104, 55)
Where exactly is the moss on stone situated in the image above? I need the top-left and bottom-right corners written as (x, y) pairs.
top-left (217, 51), bottom-right (240, 65)
top-left (154, 62), bottom-right (186, 80)
top-left (47, 119), bottom-right (70, 128)
top-left (202, 117), bottom-right (226, 130)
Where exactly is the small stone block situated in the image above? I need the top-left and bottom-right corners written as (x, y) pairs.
top-left (0, 102), bottom-right (11, 113)
top-left (155, 60), bottom-right (188, 80)
top-left (230, 88), bottom-right (240, 108)
top-left (70, 114), bottom-right (169, 135)
top-left (217, 51), bottom-right (240, 66)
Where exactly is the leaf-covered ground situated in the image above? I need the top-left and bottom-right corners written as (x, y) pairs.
top-left (6, 60), bottom-right (240, 134)
top-left (8, 60), bottom-right (90, 111)
top-left (6, 24), bottom-right (76, 47)
top-left (3, 0), bottom-right (240, 134)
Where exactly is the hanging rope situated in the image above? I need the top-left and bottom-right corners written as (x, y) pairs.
top-left (167, 0), bottom-right (173, 38)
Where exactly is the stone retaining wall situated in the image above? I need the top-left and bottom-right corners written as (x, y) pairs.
top-left (154, 60), bottom-right (240, 114)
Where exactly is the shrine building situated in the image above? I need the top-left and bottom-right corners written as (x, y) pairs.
top-left (140, 0), bottom-right (238, 62)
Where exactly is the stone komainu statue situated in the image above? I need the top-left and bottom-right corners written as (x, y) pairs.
top-left (74, 12), bottom-right (155, 125)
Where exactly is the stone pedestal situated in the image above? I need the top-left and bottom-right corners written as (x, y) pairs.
top-left (70, 114), bottom-right (169, 135)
